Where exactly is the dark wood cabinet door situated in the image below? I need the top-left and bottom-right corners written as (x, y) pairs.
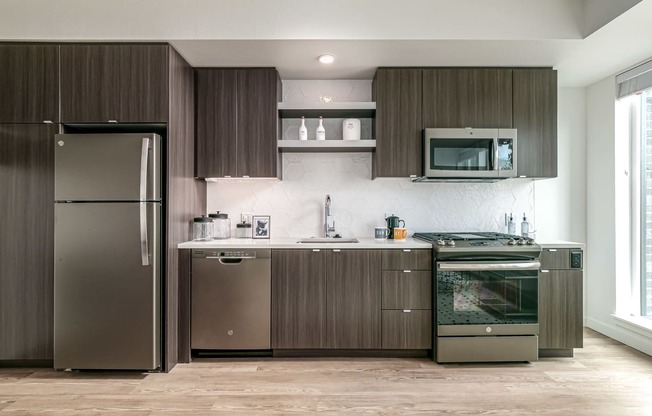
top-left (327, 250), bottom-right (382, 349)
top-left (381, 249), bottom-right (432, 270)
top-left (539, 270), bottom-right (583, 349)
top-left (513, 69), bottom-right (558, 178)
top-left (61, 44), bottom-right (168, 123)
top-left (382, 310), bottom-right (431, 349)
top-left (381, 271), bottom-right (432, 309)
top-left (373, 68), bottom-right (423, 177)
top-left (0, 123), bottom-right (57, 360)
top-left (272, 250), bottom-right (327, 349)
top-left (0, 45), bottom-right (59, 123)
top-left (422, 68), bottom-right (513, 128)
top-left (195, 69), bottom-right (238, 178)
top-left (236, 68), bottom-right (279, 178)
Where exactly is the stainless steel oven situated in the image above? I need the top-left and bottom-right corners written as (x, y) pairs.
top-left (413, 232), bottom-right (542, 363)
top-left (435, 259), bottom-right (540, 363)
top-left (421, 128), bottom-right (517, 180)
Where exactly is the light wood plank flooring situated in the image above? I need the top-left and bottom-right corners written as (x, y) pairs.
top-left (1, 329), bottom-right (651, 415)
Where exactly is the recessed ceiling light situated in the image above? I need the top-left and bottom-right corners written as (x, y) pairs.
top-left (318, 54), bottom-right (335, 64)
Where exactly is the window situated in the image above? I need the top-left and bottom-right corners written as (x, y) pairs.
top-left (627, 88), bottom-right (652, 318)
top-left (640, 89), bottom-right (652, 317)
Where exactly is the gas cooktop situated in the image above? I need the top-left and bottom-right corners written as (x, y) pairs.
top-left (413, 232), bottom-right (541, 259)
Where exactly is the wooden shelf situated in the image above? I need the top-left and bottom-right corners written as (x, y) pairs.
top-left (278, 102), bottom-right (376, 118)
top-left (278, 139), bottom-right (376, 152)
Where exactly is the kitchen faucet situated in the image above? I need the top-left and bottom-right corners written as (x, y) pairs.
top-left (324, 194), bottom-right (336, 238)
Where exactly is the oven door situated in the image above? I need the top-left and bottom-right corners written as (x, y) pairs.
top-left (436, 260), bottom-right (540, 336)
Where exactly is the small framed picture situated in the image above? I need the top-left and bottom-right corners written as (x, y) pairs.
top-left (252, 215), bottom-right (271, 239)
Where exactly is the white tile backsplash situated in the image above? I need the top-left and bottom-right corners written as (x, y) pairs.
top-left (207, 153), bottom-right (534, 239)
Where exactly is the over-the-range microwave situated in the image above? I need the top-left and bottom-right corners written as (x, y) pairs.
top-left (416, 128), bottom-right (517, 182)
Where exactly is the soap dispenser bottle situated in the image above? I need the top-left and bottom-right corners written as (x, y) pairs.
top-left (521, 213), bottom-right (529, 237)
top-left (299, 116), bottom-right (308, 140)
top-left (316, 116), bottom-right (326, 140)
top-left (507, 214), bottom-right (516, 235)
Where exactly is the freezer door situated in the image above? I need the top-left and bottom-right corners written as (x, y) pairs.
top-left (54, 133), bottom-right (161, 201)
top-left (54, 202), bottom-right (160, 370)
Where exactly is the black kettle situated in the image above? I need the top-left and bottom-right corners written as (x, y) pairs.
top-left (385, 214), bottom-right (405, 239)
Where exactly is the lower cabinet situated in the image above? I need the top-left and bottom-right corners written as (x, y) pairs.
top-left (326, 250), bottom-right (382, 349)
top-left (271, 250), bottom-right (327, 349)
top-left (380, 250), bottom-right (432, 349)
top-left (538, 248), bottom-right (584, 352)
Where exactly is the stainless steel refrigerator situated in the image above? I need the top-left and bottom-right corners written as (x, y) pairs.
top-left (54, 133), bottom-right (162, 370)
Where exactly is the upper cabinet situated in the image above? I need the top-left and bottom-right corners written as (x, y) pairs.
top-left (60, 44), bottom-right (168, 123)
top-left (373, 68), bottom-right (423, 178)
top-left (195, 68), bottom-right (280, 179)
top-left (422, 68), bottom-right (513, 128)
top-left (513, 69), bottom-right (558, 178)
top-left (0, 45), bottom-right (59, 123)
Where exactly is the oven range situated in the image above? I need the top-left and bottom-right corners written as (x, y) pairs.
top-left (413, 232), bottom-right (542, 363)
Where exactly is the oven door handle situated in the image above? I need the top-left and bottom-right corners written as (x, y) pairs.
top-left (437, 261), bottom-right (541, 271)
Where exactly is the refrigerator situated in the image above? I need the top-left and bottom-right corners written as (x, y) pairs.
top-left (54, 133), bottom-right (162, 370)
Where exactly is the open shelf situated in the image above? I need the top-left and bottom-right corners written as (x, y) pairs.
top-left (278, 139), bottom-right (376, 152)
top-left (278, 102), bottom-right (376, 118)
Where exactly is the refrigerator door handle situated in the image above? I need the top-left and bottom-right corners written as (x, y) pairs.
top-left (140, 138), bottom-right (150, 201)
top-left (140, 203), bottom-right (150, 266)
top-left (140, 138), bottom-right (151, 267)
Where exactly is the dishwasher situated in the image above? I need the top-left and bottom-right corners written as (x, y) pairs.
top-left (191, 249), bottom-right (271, 351)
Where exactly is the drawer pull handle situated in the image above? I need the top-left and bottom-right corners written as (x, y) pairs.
top-left (541, 269), bottom-right (549, 273)
top-left (547, 249), bottom-right (557, 252)
top-left (333, 249), bottom-right (341, 252)
top-left (312, 249), bottom-right (320, 252)
top-left (403, 309), bottom-right (412, 313)
top-left (402, 249), bottom-right (412, 252)
top-left (403, 270), bottom-right (411, 273)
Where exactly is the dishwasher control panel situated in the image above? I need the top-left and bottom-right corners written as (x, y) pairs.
top-left (192, 249), bottom-right (258, 259)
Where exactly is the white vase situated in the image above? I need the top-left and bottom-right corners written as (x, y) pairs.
top-left (316, 116), bottom-right (325, 141)
top-left (299, 116), bottom-right (308, 140)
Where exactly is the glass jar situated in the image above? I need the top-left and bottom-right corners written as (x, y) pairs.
top-left (212, 213), bottom-right (231, 239)
top-left (235, 221), bottom-right (252, 238)
top-left (192, 216), bottom-right (213, 241)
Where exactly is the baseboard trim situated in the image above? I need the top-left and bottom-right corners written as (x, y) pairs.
top-left (0, 359), bottom-right (53, 368)
top-left (538, 349), bottom-right (574, 358)
top-left (272, 349), bottom-right (430, 358)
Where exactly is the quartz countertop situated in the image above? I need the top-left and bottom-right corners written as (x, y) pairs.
top-left (178, 237), bottom-right (432, 250)
top-left (536, 240), bottom-right (585, 249)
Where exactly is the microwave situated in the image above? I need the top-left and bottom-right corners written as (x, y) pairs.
top-left (420, 128), bottom-right (517, 181)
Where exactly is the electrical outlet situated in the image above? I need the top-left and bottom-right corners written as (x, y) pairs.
top-left (570, 251), bottom-right (582, 269)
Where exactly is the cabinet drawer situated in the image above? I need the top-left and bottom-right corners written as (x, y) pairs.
top-left (382, 271), bottom-right (431, 309)
top-left (382, 249), bottom-right (431, 270)
top-left (540, 248), bottom-right (583, 270)
top-left (382, 310), bottom-right (432, 349)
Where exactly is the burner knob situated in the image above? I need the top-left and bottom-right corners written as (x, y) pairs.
top-left (446, 239), bottom-right (456, 246)
top-left (436, 239), bottom-right (446, 246)
top-left (518, 238), bottom-right (526, 245)
top-left (526, 238), bottom-right (535, 245)
top-left (508, 238), bottom-right (517, 246)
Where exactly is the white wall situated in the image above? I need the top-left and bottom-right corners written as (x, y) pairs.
top-left (585, 75), bottom-right (652, 356)
top-left (534, 88), bottom-right (587, 243)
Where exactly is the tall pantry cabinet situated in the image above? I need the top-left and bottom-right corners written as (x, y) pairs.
top-left (0, 44), bottom-right (60, 361)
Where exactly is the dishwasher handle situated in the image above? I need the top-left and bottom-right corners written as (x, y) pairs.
top-left (205, 256), bottom-right (250, 265)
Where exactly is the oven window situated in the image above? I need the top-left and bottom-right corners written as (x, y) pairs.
top-left (437, 269), bottom-right (538, 325)
top-left (430, 138), bottom-right (494, 171)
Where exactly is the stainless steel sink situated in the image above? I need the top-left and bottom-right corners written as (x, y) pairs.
top-left (296, 237), bottom-right (359, 243)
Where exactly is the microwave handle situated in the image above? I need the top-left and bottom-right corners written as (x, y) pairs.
top-left (493, 139), bottom-right (499, 171)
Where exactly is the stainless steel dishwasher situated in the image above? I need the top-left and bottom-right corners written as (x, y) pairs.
top-left (191, 249), bottom-right (271, 350)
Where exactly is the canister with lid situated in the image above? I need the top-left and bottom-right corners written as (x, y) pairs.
top-left (211, 212), bottom-right (231, 239)
top-left (235, 221), bottom-right (252, 238)
top-left (192, 215), bottom-right (213, 241)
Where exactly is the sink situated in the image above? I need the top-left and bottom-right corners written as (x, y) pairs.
top-left (296, 237), bottom-right (359, 243)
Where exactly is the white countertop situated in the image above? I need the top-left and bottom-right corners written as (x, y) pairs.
top-left (178, 237), bottom-right (432, 250)
top-left (536, 240), bottom-right (585, 249)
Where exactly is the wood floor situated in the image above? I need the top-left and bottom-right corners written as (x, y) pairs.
top-left (1, 329), bottom-right (651, 415)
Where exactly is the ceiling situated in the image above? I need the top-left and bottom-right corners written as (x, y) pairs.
top-left (2, 0), bottom-right (652, 86)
